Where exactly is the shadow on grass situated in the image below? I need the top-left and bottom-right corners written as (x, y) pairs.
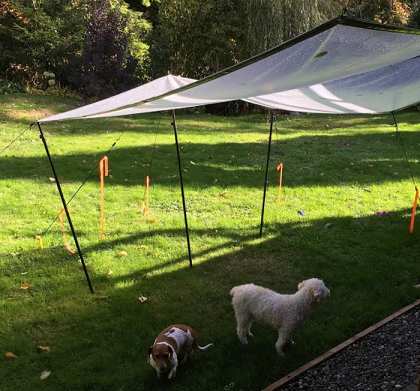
top-left (1, 209), bottom-right (419, 390)
top-left (1, 130), bottom-right (420, 189)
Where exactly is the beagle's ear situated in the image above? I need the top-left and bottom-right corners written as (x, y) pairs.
top-left (297, 281), bottom-right (305, 290)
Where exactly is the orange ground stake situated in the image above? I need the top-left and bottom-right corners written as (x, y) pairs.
top-left (141, 175), bottom-right (151, 216)
top-left (409, 187), bottom-right (419, 234)
top-left (99, 156), bottom-right (109, 240)
top-left (58, 209), bottom-right (76, 255)
top-left (140, 175), bottom-right (158, 223)
top-left (276, 162), bottom-right (284, 200)
top-left (140, 175), bottom-right (157, 223)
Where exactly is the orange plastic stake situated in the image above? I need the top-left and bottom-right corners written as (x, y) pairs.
top-left (142, 175), bottom-right (150, 216)
top-left (99, 156), bottom-right (109, 240)
top-left (58, 209), bottom-right (76, 255)
top-left (276, 162), bottom-right (284, 200)
top-left (140, 176), bottom-right (156, 223)
top-left (409, 187), bottom-right (419, 234)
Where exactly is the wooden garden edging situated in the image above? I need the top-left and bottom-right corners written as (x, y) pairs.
top-left (263, 299), bottom-right (420, 391)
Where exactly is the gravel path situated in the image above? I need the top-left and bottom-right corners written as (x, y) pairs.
top-left (280, 307), bottom-right (419, 391)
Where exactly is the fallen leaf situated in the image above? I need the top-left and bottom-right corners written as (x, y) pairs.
top-left (20, 282), bottom-right (31, 290)
top-left (138, 296), bottom-right (148, 304)
top-left (5, 352), bottom-right (17, 360)
top-left (40, 370), bottom-right (51, 380)
top-left (107, 270), bottom-right (113, 276)
top-left (190, 160), bottom-right (197, 165)
top-left (37, 346), bottom-right (50, 353)
top-left (117, 250), bottom-right (128, 257)
top-left (48, 177), bottom-right (56, 183)
top-left (20, 271), bottom-right (28, 275)
top-left (297, 210), bottom-right (305, 217)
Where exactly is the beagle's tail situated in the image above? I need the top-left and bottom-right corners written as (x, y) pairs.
top-left (197, 343), bottom-right (214, 351)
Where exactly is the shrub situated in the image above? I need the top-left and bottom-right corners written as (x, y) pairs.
top-left (0, 79), bottom-right (24, 95)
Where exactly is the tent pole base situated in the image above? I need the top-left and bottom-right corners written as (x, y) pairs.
top-left (37, 122), bottom-right (94, 294)
top-left (171, 111), bottom-right (193, 267)
top-left (259, 112), bottom-right (274, 237)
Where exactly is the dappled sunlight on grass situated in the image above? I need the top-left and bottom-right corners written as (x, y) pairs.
top-left (2, 108), bottom-right (54, 121)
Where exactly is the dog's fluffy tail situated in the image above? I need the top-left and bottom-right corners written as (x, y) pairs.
top-left (197, 343), bottom-right (214, 351)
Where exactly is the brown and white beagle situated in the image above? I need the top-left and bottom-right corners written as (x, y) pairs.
top-left (148, 324), bottom-right (213, 379)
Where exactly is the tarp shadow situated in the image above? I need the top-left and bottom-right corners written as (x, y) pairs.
top-left (2, 210), bottom-right (419, 390)
top-left (1, 131), bottom-right (419, 189)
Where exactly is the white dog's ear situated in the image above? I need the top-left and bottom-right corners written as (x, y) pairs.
top-left (298, 281), bottom-right (305, 290)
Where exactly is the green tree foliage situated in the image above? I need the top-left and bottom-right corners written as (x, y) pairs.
top-left (151, 0), bottom-right (244, 78)
top-left (409, 1), bottom-right (420, 26)
top-left (343, 0), bottom-right (413, 24)
top-left (150, 0), bottom-right (362, 79)
top-left (73, 0), bottom-right (151, 97)
top-left (0, 0), bottom-right (151, 95)
top-left (1, 0), bottom-right (419, 95)
top-left (0, 0), bottom-right (87, 87)
top-left (111, 0), bottom-right (152, 81)
top-left (239, 0), bottom-right (344, 58)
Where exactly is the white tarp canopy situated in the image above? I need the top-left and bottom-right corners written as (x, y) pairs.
top-left (245, 55), bottom-right (420, 114)
top-left (40, 16), bottom-right (420, 122)
top-left (41, 74), bottom-right (195, 122)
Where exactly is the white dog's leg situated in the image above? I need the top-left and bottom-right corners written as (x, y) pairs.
top-left (168, 366), bottom-right (177, 379)
top-left (275, 328), bottom-right (290, 356)
top-left (235, 313), bottom-right (251, 344)
top-left (247, 321), bottom-right (254, 337)
top-left (167, 351), bottom-right (178, 379)
top-left (237, 325), bottom-right (249, 344)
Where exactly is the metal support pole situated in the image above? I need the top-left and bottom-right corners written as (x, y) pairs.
top-left (171, 111), bottom-right (193, 267)
top-left (259, 112), bottom-right (274, 237)
top-left (36, 122), bottom-right (94, 293)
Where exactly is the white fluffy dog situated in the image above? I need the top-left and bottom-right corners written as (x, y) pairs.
top-left (230, 278), bottom-right (330, 355)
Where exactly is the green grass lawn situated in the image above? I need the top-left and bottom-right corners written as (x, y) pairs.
top-left (1, 93), bottom-right (419, 391)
